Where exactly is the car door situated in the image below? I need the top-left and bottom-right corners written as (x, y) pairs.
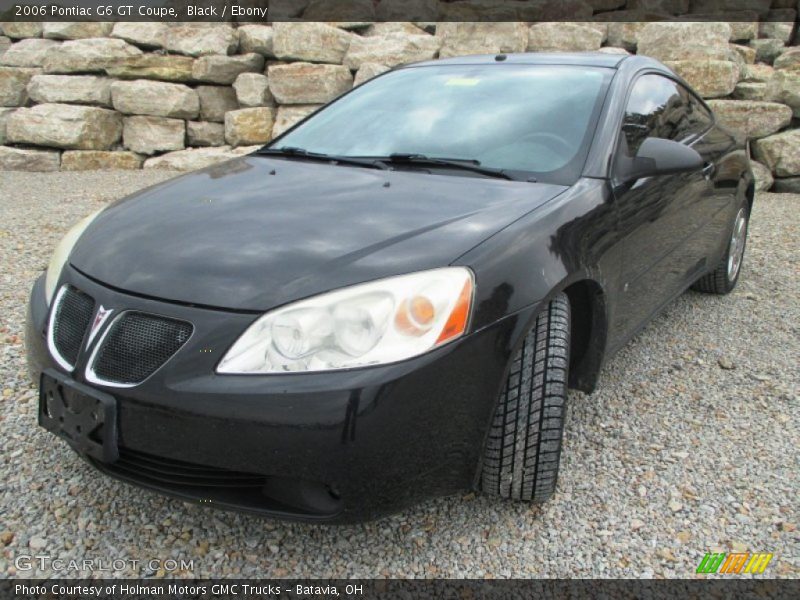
top-left (610, 73), bottom-right (715, 338)
top-left (681, 92), bottom-right (742, 266)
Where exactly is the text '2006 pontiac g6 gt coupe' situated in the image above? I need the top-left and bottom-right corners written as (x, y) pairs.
top-left (27, 53), bottom-right (754, 522)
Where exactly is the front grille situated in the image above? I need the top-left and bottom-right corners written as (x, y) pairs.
top-left (91, 312), bottom-right (192, 385)
top-left (112, 448), bottom-right (267, 489)
top-left (51, 286), bottom-right (95, 369)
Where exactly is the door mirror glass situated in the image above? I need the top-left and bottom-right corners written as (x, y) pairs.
top-left (618, 137), bottom-right (703, 181)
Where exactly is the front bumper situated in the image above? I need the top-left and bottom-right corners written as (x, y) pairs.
top-left (27, 267), bottom-right (532, 522)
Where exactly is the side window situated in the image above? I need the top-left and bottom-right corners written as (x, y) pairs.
top-left (619, 74), bottom-right (697, 158)
top-left (679, 84), bottom-right (713, 136)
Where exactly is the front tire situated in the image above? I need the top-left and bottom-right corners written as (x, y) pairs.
top-left (480, 293), bottom-right (570, 503)
top-left (692, 205), bottom-right (749, 295)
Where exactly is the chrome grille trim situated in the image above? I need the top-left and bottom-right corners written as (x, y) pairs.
top-left (85, 311), bottom-right (194, 389)
top-left (46, 285), bottom-right (95, 372)
top-left (47, 286), bottom-right (73, 371)
top-left (85, 311), bottom-right (130, 388)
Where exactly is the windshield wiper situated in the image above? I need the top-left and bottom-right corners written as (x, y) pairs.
top-left (256, 148), bottom-right (525, 181)
top-left (382, 153), bottom-right (519, 181)
top-left (256, 147), bottom-right (390, 171)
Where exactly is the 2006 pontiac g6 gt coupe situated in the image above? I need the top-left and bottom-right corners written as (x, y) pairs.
top-left (27, 53), bottom-right (754, 522)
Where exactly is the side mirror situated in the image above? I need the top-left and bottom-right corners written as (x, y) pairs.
top-left (618, 137), bottom-right (704, 181)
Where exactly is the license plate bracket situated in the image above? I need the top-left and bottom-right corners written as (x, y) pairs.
top-left (39, 369), bottom-right (119, 463)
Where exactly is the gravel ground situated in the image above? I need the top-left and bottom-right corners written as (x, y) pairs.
top-left (0, 171), bottom-right (797, 579)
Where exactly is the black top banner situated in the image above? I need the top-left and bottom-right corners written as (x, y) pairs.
top-left (2, 579), bottom-right (800, 600)
top-left (0, 0), bottom-right (796, 22)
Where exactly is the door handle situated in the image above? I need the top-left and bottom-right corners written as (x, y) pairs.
top-left (702, 162), bottom-right (716, 180)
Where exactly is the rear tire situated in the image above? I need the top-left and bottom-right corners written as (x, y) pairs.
top-left (692, 205), bottom-right (749, 295)
top-left (480, 293), bottom-right (570, 503)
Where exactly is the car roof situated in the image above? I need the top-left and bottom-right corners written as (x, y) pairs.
top-left (410, 52), bottom-right (631, 69)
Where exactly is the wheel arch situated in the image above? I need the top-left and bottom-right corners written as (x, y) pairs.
top-left (560, 279), bottom-right (608, 394)
top-left (512, 275), bottom-right (610, 395)
top-left (745, 178), bottom-right (755, 215)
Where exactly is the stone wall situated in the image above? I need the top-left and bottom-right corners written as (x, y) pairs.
top-left (0, 19), bottom-right (798, 190)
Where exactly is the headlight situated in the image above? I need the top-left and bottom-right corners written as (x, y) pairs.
top-left (44, 210), bottom-right (101, 305)
top-left (217, 267), bottom-right (474, 374)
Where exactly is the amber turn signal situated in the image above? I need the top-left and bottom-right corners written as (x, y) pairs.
top-left (436, 278), bottom-right (473, 345)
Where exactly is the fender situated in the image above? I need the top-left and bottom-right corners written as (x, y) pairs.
top-left (456, 178), bottom-right (620, 394)
top-left (455, 178), bottom-right (619, 329)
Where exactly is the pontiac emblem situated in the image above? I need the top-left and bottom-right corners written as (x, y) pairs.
top-left (87, 305), bottom-right (113, 345)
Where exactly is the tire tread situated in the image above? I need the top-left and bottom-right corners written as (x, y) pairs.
top-left (480, 293), bottom-right (570, 502)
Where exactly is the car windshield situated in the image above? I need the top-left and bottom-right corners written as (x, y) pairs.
top-left (271, 64), bottom-right (613, 185)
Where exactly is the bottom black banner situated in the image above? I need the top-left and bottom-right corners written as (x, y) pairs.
top-left (1, 579), bottom-right (798, 600)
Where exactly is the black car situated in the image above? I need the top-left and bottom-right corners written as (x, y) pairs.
top-left (27, 53), bottom-right (753, 523)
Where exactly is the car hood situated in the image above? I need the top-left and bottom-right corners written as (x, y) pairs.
top-left (70, 156), bottom-right (566, 311)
